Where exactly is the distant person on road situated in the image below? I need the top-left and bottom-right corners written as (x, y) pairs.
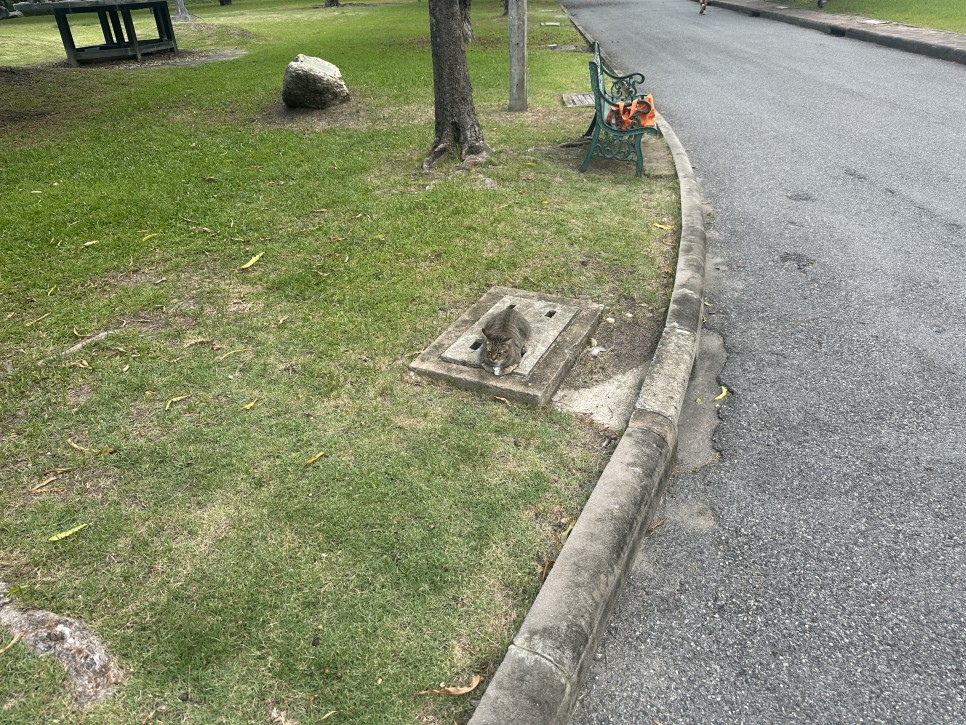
top-left (700, 0), bottom-right (708, 14)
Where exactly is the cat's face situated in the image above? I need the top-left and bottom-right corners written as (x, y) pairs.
top-left (484, 337), bottom-right (514, 367)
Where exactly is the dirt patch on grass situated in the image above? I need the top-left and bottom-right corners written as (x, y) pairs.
top-left (568, 301), bottom-right (666, 386)
top-left (67, 382), bottom-right (94, 408)
top-left (128, 399), bottom-right (161, 441)
top-left (92, 48), bottom-right (250, 72)
top-left (258, 95), bottom-right (433, 132)
top-left (110, 267), bottom-right (163, 288)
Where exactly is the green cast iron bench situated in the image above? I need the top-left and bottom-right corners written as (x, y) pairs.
top-left (580, 42), bottom-right (660, 177)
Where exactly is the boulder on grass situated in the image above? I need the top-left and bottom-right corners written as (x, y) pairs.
top-left (282, 54), bottom-right (350, 110)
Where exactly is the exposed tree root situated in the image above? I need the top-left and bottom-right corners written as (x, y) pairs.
top-left (422, 141), bottom-right (455, 171)
top-left (422, 142), bottom-right (490, 172)
top-left (0, 583), bottom-right (123, 709)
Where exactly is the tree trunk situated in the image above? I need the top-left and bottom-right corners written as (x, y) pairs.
top-left (459, 0), bottom-right (473, 43)
top-left (424, 0), bottom-right (489, 170)
top-left (172, 0), bottom-right (191, 22)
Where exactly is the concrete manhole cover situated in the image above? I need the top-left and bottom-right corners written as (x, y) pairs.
top-left (410, 287), bottom-right (603, 406)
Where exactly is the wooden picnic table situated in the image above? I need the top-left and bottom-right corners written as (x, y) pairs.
top-left (13, 0), bottom-right (177, 66)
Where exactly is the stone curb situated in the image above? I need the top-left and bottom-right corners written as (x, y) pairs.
top-left (696, 0), bottom-right (966, 66)
top-left (467, 51), bottom-right (707, 725)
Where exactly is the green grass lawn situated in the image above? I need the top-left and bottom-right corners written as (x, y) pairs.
top-left (0, 1), bottom-right (678, 722)
top-left (769, 0), bottom-right (966, 33)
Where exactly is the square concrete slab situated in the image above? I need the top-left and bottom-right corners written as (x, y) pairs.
top-left (562, 92), bottom-right (595, 108)
top-left (410, 287), bottom-right (603, 406)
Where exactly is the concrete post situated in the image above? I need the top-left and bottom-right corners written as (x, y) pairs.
top-left (508, 0), bottom-right (527, 112)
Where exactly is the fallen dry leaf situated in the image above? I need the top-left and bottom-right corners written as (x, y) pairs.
top-left (241, 399), bottom-right (257, 411)
top-left (540, 559), bottom-right (554, 581)
top-left (0, 632), bottom-right (24, 655)
top-left (645, 518), bottom-right (668, 537)
top-left (164, 395), bottom-right (190, 411)
top-left (714, 385), bottom-right (729, 401)
top-left (417, 674), bottom-right (482, 696)
top-left (558, 518), bottom-right (577, 547)
top-left (183, 338), bottom-right (213, 348)
top-left (24, 313), bottom-right (50, 327)
top-left (30, 475), bottom-right (61, 492)
top-left (216, 348), bottom-right (251, 362)
top-left (304, 452), bottom-right (326, 467)
top-left (67, 438), bottom-right (94, 453)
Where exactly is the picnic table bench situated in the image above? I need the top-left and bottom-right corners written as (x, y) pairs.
top-left (14, 0), bottom-right (177, 66)
top-left (580, 42), bottom-right (661, 177)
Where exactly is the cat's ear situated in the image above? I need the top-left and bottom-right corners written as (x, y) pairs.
top-left (482, 326), bottom-right (492, 340)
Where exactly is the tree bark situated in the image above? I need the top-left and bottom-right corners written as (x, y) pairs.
top-left (172, 0), bottom-right (191, 22)
top-left (424, 0), bottom-right (489, 170)
top-left (459, 0), bottom-right (473, 43)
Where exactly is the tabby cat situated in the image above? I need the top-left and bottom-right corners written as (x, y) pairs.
top-left (480, 307), bottom-right (530, 376)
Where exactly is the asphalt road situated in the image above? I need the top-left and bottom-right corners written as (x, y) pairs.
top-left (561, 1), bottom-right (966, 722)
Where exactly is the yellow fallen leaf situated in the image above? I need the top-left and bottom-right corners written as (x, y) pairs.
top-left (165, 395), bottom-right (190, 411)
top-left (30, 475), bottom-right (61, 492)
top-left (67, 438), bottom-right (94, 453)
top-left (0, 633), bottom-right (24, 655)
top-left (714, 386), bottom-right (728, 401)
top-left (183, 338), bottom-right (213, 348)
top-left (558, 518), bottom-right (577, 547)
top-left (319, 712), bottom-right (336, 722)
top-left (239, 252), bottom-right (264, 270)
top-left (48, 523), bottom-right (89, 542)
top-left (24, 313), bottom-right (50, 327)
top-left (82, 240), bottom-right (99, 247)
top-left (142, 232), bottom-right (159, 241)
top-left (653, 222), bottom-right (673, 230)
top-left (216, 348), bottom-right (251, 361)
top-left (418, 674), bottom-right (482, 696)
top-left (241, 399), bottom-right (257, 410)
top-left (304, 452), bottom-right (326, 467)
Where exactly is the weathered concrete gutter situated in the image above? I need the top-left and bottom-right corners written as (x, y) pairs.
top-left (468, 99), bottom-right (708, 722)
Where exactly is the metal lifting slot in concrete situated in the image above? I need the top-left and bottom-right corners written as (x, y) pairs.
top-left (410, 287), bottom-right (603, 406)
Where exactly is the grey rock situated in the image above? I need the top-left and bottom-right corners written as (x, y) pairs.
top-left (282, 54), bottom-right (350, 109)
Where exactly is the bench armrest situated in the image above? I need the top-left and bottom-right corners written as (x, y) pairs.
top-left (600, 66), bottom-right (647, 103)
